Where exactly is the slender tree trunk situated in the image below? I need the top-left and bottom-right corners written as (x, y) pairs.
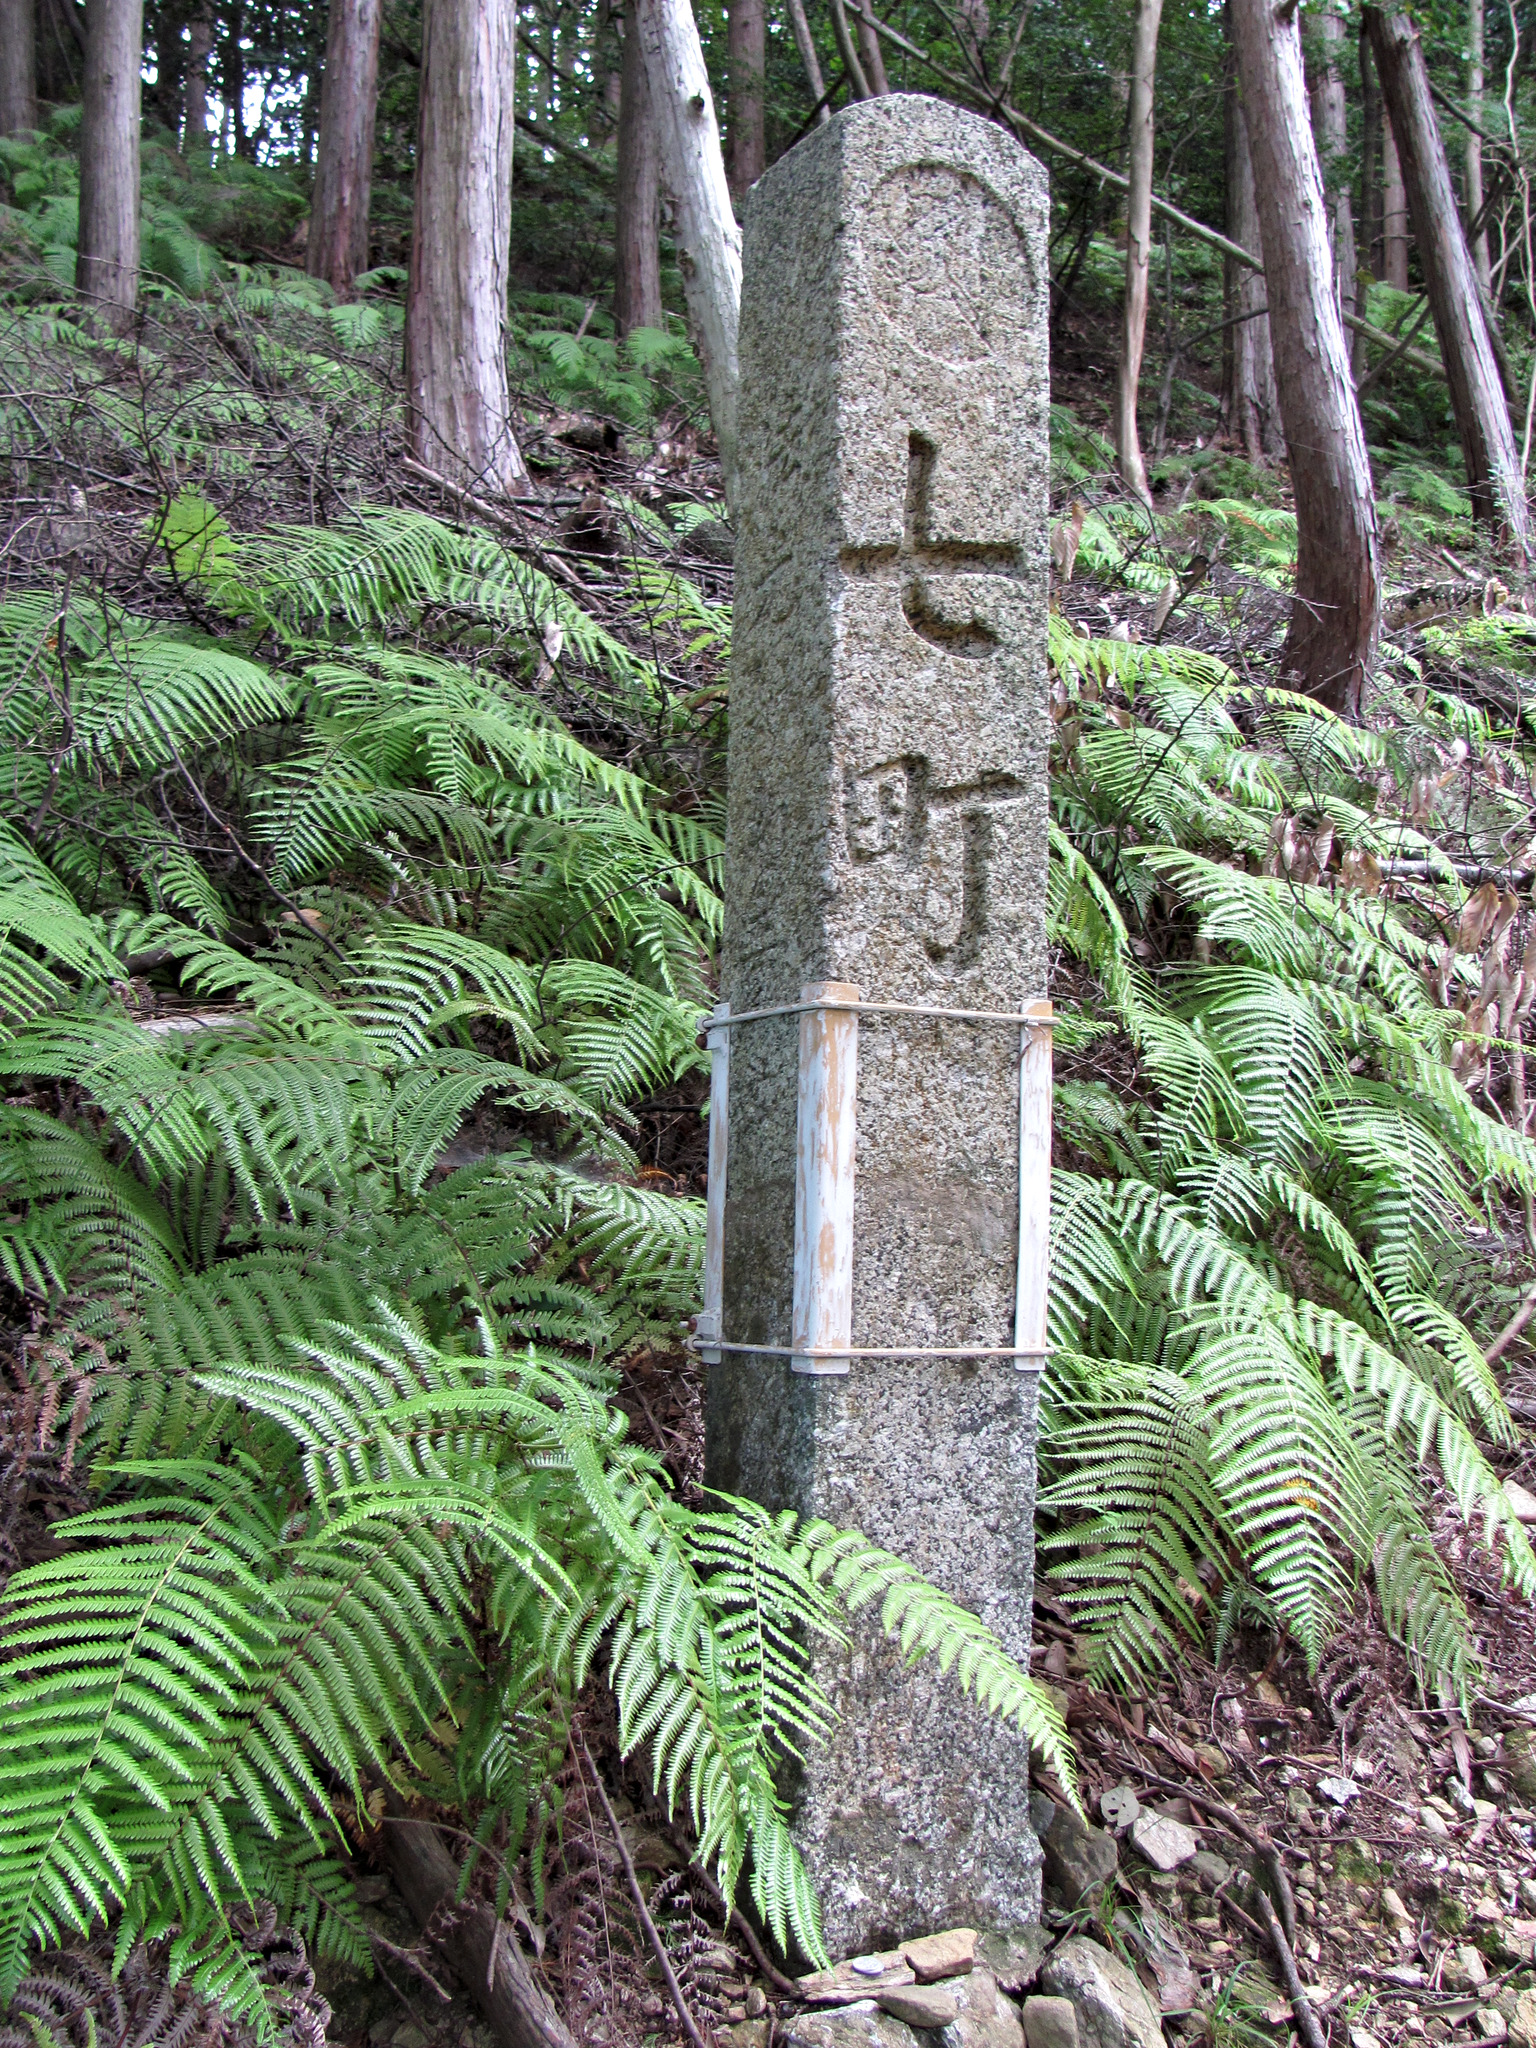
top-left (76, 0), bottom-right (142, 332)
top-left (145, 0), bottom-right (186, 135)
top-left (1230, 0), bottom-right (1379, 715)
top-left (1356, 24), bottom-right (1380, 378)
top-left (855, 0), bottom-right (888, 91)
top-left (307, 0), bottom-right (383, 293)
top-left (404, 0), bottom-right (528, 492)
top-left (1225, 53), bottom-right (1282, 463)
top-left (726, 0), bottom-right (764, 198)
top-left (828, 0), bottom-right (869, 98)
top-left (183, 1), bottom-right (212, 155)
top-left (1382, 105), bottom-right (1409, 289)
top-left (1114, 0), bottom-right (1162, 505)
top-left (633, 0), bottom-right (741, 491)
top-left (1366, 7), bottom-right (1527, 553)
top-left (223, 2), bottom-right (250, 157)
top-left (1359, 25), bottom-right (1381, 270)
top-left (36, 0), bottom-right (83, 102)
top-left (784, 0), bottom-right (827, 119)
top-left (615, 7), bottom-right (662, 332)
top-left (0, 0), bottom-right (39, 132)
top-left (1467, 0), bottom-right (1491, 290)
top-left (1308, 5), bottom-right (1358, 331)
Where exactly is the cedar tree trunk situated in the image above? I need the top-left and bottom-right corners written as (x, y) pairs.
top-left (0, 0), bottom-right (38, 132)
top-left (76, 0), bottom-right (142, 332)
top-left (1114, 0), bottom-right (1163, 505)
top-left (615, 7), bottom-right (662, 332)
top-left (633, 0), bottom-right (742, 491)
top-left (1367, 6), bottom-right (1527, 554)
top-left (854, 0), bottom-right (887, 92)
top-left (1382, 106), bottom-right (1409, 288)
top-left (183, 1), bottom-right (212, 155)
top-left (1231, 0), bottom-right (1380, 715)
top-left (726, 0), bottom-right (764, 198)
top-left (404, 0), bottom-right (528, 491)
top-left (785, 0), bottom-right (827, 119)
top-left (1467, 0), bottom-right (1491, 290)
top-left (1226, 65), bottom-right (1282, 463)
top-left (307, 0), bottom-right (383, 293)
top-left (1307, 3), bottom-right (1357, 330)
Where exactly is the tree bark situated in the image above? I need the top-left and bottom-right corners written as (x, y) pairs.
top-left (1382, 105), bottom-right (1409, 289)
top-left (1230, 0), bottom-right (1379, 716)
top-left (1225, 55), bottom-right (1282, 463)
top-left (223, 1), bottom-right (250, 157)
top-left (784, 0), bottom-right (827, 119)
top-left (1467, 0), bottom-right (1491, 290)
top-left (854, 0), bottom-right (888, 92)
top-left (404, 0), bottom-right (528, 492)
top-left (726, 0), bottom-right (764, 198)
top-left (1307, 4), bottom-right (1358, 331)
top-left (615, 6), bottom-right (662, 332)
top-left (183, 1), bottom-right (213, 156)
top-left (1359, 25), bottom-right (1381, 270)
top-left (1366, 6), bottom-right (1527, 553)
top-left (828, 0), bottom-right (869, 98)
top-left (35, 0), bottom-right (82, 103)
top-left (633, 0), bottom-right (742, 492)
top-left (76, 0), bottom-right (142, 333)
top-left (1114, 0), bottom-right (1162, 505)
top-left (0, 0), bottom-right (39, 133)
top-left (307, 0), bottom-right (383, 293)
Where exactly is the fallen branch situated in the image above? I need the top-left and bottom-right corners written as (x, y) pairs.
top-left (380, 1798), bottom-right (577, 2048)
top-left (1115, 1757), bottom-right (1298, 1946)
top-left (687, 1860), bottom-right (802, 1998)
top-left (577, 1732), bottom-right (709, 2048)
top-left (1486, 1274), bottom-right (1536, 1362)
top-left (1224, 1888), bottom-right (1328, 2048)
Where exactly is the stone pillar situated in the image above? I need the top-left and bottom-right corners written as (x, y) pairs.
top-left (706, 95), bottom-right (1051, 1956)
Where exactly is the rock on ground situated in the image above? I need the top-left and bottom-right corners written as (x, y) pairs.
top-left (1023, 1997), bottom-right (1081, 2048)
top-left (1039, 1936), bottom-right (1166, 2048)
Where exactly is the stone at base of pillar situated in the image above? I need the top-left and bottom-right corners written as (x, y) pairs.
top-left (706, 1356), bottom-right (1041, 1958)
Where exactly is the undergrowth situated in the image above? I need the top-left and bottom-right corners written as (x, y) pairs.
top-left (1, 216), bottom-right (1534, 2039)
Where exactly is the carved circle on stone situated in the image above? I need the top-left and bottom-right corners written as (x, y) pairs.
top-left (860, 166), bottom-right (1032, 373)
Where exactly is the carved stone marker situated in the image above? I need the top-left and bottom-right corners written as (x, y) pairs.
top-left (705, 95), bottom-right (1050, 1953)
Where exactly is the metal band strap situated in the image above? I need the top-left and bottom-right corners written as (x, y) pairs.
top-left (695, 988), bottom-right (1053, 1373)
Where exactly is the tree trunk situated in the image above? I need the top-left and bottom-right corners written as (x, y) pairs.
top-left (76, 0), bottom-right (142, 333)
top-left (1359, 26), bottom-right (1380, 268)
top-left (1230, 0), bottom-right (1379, 716)
top-left (828, 0), bottom-right (868, 98)
top-left (404, 0), bottom-right (528, 492)
top-left (855, 0), bottom-right (887, 92)
top-left (307, 0), bottom-right (383, 293)
top-left (784, 0), bottom-right (827, 118)
top-left (1366, 7), bottom-right (1527, 553)
top-left (726, 0), bottom-right (764, 198)
top-left (615, 6), bottom-right (662, 332)
top-left (183, 1), bottom-right (212, 156)
top-left (1382, 105), bottom-right (1409, 289)
top-left (0, 0), bottom-right (39, 133)
top-left (1114, 0), bottom-right (1162, 505)
top-left (223, 2), bottom-right (250, 157)
top-left (633, 0), bottom-right (741, 491)
top-left (35, 0), bottom-right (82, 103)
top-left (1307, 4), bottom-right (1358, 331)
top-left (1467, 0), bottom-right (1491, 291)
top-left (1225, 53), bottom-right (1282, 463)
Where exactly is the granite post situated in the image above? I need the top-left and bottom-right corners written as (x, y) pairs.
top-left (705, 95), bottom-right (1051, 1955)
